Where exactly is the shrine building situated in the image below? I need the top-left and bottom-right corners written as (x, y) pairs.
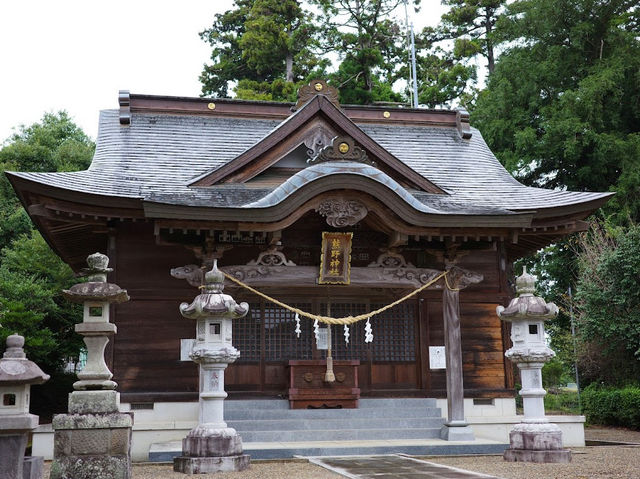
top-left (7, 81), bottom-right (609, 460)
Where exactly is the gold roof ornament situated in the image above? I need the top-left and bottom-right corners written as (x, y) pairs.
top-left (294, 79), bottom-right (339, 110)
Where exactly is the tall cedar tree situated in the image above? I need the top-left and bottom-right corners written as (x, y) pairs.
top-left (199, 0), bottom-right (323, 99)
top-left (473, 0), bottom-right (640, 381)
top-left (426, 0), bottom-right (507, 75)
top-left (473, 0), bottom-right (640, 222)
top-left (310, 0), bottom-right (417, 104)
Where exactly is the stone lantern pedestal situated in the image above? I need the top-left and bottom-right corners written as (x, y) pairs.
top-left (173, 260), bottom-right (251, 474)
top-left (51, 253), bottom-right (133, 479)
top-left (497, 267), bottom-right (571, 463)
top-left (0, 334), bottom-right (50, 479)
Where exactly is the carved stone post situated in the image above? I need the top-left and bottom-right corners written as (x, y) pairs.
top-left (440, 266), bottom-right (481, 441)
top-left (173, 260), bottom-right (251, 474)
top-left (51, 253), bottom-right (132, 479)
top-left (497, 268), bottom-right (571, 463)
top-left (0, 334), bottom-right (49, 479)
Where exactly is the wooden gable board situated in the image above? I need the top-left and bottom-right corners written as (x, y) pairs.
top-left (189, 95), bottom-right (447, 194)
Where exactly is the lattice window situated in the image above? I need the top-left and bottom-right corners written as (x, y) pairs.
top-left (264, 302), bottom-right (313, 361)
top-left (370, 302), bottom-right (416, 361)
top-left (233, 304), bottom-right (261, 362)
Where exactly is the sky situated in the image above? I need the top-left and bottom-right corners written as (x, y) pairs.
top-left (0, 0), bottom-right (446, 142)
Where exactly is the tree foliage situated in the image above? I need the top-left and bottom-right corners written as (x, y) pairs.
top-left (0, 112), bottom-right (93, 372)
top-left (573, 223), bottom-right (640, 385)
top-left (472, 0), bottom-right (640, 222)
top-left (199, 0), bottom-right (325, 99)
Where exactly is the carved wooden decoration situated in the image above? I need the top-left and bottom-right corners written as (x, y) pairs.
top-left (316, 198), bottom-right (368, 227)
top-left (247, 245), bottom-right (296, 267)
top-left (171, 264), bottom-right (204, 287)
top-left (308, 135), bottom-right (374, 166)
top-left (294, 79), bottom-right (339, 110)
top-left (368, 248), bottom-right (414, 268)
top-left (303, 125), bottom-right (333, 159)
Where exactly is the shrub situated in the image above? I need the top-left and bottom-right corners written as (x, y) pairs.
top-left (581, 384), bottom-right (640, 429)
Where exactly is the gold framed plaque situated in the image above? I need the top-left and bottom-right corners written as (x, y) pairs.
top-left (318, 231), bottom-right (353, 285)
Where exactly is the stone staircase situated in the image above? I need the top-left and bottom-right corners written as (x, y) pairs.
top-left (149, 398), bottom-right (507, 460)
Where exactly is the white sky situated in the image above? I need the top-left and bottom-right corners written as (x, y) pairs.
top-left (0, 0), bottom-right (446, 142)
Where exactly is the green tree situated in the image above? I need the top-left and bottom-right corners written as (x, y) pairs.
top-left (473, 0), bottom-right (640, 219)
top-left (426, 0), bottom-right (507, 75)
top-left (574, 223), bottom-right (640, 385)
top-left (311, 0), bottom-right (417, 104)
top-left (0, 112), bottom-right (93, 372)
top-left (199, 0), bottom-right (324, 99)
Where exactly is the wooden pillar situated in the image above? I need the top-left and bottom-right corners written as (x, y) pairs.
top-left (440, 267), bottom-right (475, 441)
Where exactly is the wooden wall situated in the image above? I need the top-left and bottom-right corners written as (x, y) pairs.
top-left (110, 222), bottom-right (514, 403)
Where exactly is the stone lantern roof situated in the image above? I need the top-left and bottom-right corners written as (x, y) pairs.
top-left (497, 267), bottom-right (558, 320)
top-left (0, 334), bottom-right (50, 386)
top-left (180, 260), bottom-right (249, 320)
top-left (62, 252), bottom-right (129, 304)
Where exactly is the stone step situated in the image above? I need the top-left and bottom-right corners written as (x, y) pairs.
top-left (149, 439), bottom-right (509, 462)
top-left (237, 427), bottom-right (443, 443)
top-left (224, 406), bottom-right (442, 420)
top-left (223, 397), bottom-right (438, 411)
top-left (227, 417), bottom-right (445, 431)
top-left (358, 398), bottom-right (437, 408)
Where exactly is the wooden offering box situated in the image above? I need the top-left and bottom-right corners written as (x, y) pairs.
top-left (287, 360), bottom-right (360, 409)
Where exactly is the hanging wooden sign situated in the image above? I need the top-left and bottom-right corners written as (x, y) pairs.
top-left (318, 232), bottom-right (353, 284)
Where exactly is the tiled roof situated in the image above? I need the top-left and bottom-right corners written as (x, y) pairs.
top-left (8, 108), bottom-right (611, 215)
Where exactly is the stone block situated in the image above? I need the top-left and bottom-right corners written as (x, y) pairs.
top-left (53, 430), bottom-right (71, 457)
top-left (53, 412), bottom-right (132, 430)
top-left (182, 433), bottom-right (243, 457)
top-left (70, 429), bottom-right (110, 455)
top-left (0, 414), bottom-right (39, 431)
top-left (509, 430), bottom-right (563, 450)
top-left (173, 454), bottom-right (250, 474)
top-left (68, 390), bottom-right (119, 414)
top-left (110, 427), bottom-right (131, 455)
top-left (504, 448), bottom-right (572, 463)
top-left (440, 424), bottom-right (475, 441)
top-left (0, 433), bottom-right (28, 479)
top-left (50, 455), bottom-right (131, 479)
top-left (22, 456), bottom-right (44, 479)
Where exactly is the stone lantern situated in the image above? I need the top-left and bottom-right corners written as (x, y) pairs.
top-left (173, 260), bottom-right (251, 474)
top-left (51, 252), bottom-right (133, 479)
top-left (497, 267), bottom-right (571, 463)
top-left (0, 334), bottom-right (49, 479)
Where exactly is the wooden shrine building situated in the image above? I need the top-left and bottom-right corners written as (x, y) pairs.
top-left (7, 82), bottom-right (610, 435)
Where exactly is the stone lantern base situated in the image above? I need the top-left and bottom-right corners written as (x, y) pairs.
top-left (173, 427), bottom-right (250, 474)
top-left (503, 423), bottom-right (572, 463)
top-left (50, 391), bottom-right (133, 479)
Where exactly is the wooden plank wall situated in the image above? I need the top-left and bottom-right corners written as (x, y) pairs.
top-left (110, 223), bottom-right (514, 402)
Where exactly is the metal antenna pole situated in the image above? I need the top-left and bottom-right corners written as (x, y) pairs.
top-left (403, 0), bottom-right (413, 107)
top-left (410, 21), bottom-right (419, 108)
top-left (568, 285), bottom-right (581, 410)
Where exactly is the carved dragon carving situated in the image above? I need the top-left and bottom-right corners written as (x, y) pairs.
top-left (316, 198), bottom-right (368, 227)
top-left (446, 265), bottom-right (483, 289)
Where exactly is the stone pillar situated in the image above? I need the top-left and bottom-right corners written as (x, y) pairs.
top-left (51, 253), bottom-right (133, 479)
top-left (497, 267), bottom-right (571, 463)
top-left (173, 260), bottom-right (251, 474)
top-left (0, 334), bottom-right (49, 479)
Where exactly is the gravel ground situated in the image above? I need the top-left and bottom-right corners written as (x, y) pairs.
top-left (43, 460), bottom-right (342, 478)
top-left (41, 427), bottom-right (640, 478)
